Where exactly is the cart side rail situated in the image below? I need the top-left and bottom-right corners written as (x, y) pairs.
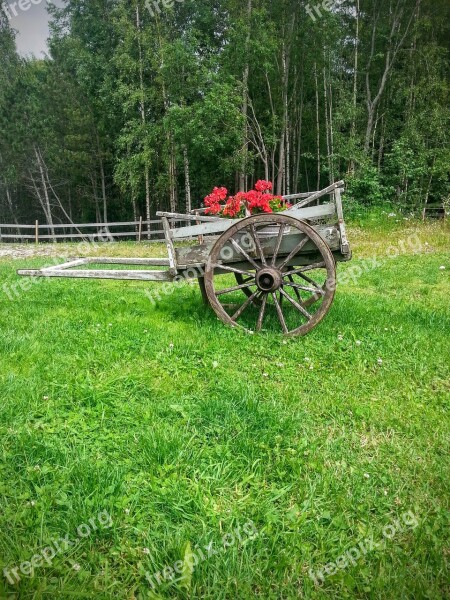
top-left (161, 202), bottom-right (337, 241)
top-left (283, 180), bottom-right (345, 208)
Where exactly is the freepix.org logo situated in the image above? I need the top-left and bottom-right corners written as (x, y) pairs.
top-left (1, 0), bottom-right (53, 20)
top-left (145, 0), bottom-right (184, 19)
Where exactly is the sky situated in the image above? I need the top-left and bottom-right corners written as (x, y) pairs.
top-left (3, 0), bottom-right (64, 57)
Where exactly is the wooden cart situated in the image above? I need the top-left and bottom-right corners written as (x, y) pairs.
top-left (18, 181), bottom-right (351, 337)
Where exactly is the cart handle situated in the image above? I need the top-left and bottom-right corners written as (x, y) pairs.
top-left (284, 181), bottom-right (345, 209)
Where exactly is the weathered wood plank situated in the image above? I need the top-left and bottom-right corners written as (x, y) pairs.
top-left (0, 231), bottom-right (165, 240)
top-left (282, 192), bottom-right (314, 200)
top-left (334, 188), bottom-right (350, 255)
top-left (171, 219), bottom-right (235, 239)
top-left (156, 211), bottom-right (222, 223)
top-left (83, 257), bottom-right (171, 266)
top-left (175, 225), bottom-right (340, 266)
top-left (17, 269), bottom-right (173, 281)
top-left (290, 181), bottom-right (345, 209)
top-left (171, 204), bottom-right (336, 240)
top-left (161, 216), bottom-right (177, 274)
top-left (284, 202), bottom-right (336, 220)
top-left (42, 258), bottom-right (172, 270)
top-left (44, 259), bottom-right (89, 271)
top-left (0, 220), bottom-right (161, 230)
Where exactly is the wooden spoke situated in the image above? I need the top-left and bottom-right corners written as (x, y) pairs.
top-left (284, 261), bottom-right (326, 276)
top-left (283, 281), bottom-right (324, 295)
top-left (272, 293), bottom-right (288, 334)
top-left (214, 264), bottom-right (255, 277)
top-left (286, 274), bottom-right (302, 302)
top-left (255, 293), bottom-right (268, 331)
top-left (277, 236), bottom-right (309, 270)
top-left (229, 238), bottom-right (260, 270)
top-left (271, 224), bottom-right (285, 266)
top-left (216, 281), bottom-right (256, 296)
top-left (279, 288), bottom-right (313, 320)
top-left (231, 291), bottom-right (260, 321)
top-left (250, 224), bottom-right (267, 266)
top-left (234, 272), bottom-right (261, 304)
top-left (298, 271), bottom-right (323, 287)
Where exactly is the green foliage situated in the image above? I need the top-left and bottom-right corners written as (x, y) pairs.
top-left (346, 165), bottom-right (389, 206)
top-left (0, 0), bottom-right (449, 222)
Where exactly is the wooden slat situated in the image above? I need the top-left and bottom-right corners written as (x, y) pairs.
top-left (0, 234), bottom-right (166, 241)
top-left (17, 269), bottom-right (173, 281)
top-left (171, 204), bottom-right (336, 240)
top-left (171, 219), bottom-right (235, 239)
top-left (175, 224), bottom-right (341, 266)
top-left (290, 181), bottom-right (345, 209)
top-left (334, 188), bottom-right (350, 254)
top-left (161, 216), bottom-right (177, 274)
top-left (52, 220), bottom-right (160, 229)
top-left (0, 220), bottom-right (161, 230)
top-left (0, 224), bottom-right (36, 229)
top-left (42, 258), bottom-right (172, 271)
top-left (284, 203), bottom-right (336, 220)
top-left (44, 259), bottom-right (89, 271)
top-left (0, 234), bottom-right (39, 239)
top-left (282, 192), bottom-right (314, 200)
top-left (156, 211), bottom-right (222, 223)
top-left (0, 231), bottom-right (164, 240)
top-left (81, 257), bottom-right (172, 266)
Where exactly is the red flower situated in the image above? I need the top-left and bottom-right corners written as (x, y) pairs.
top-left (203, 183), bottom-right (287, 218)
top-left (223, 195), bottom-right (242, 217)
top-left (254, 180), bottom-right (273, 193)
top-left (205, 202), bottom-right (222, 215)
top-left (212, 187), bottom-right (228, 201)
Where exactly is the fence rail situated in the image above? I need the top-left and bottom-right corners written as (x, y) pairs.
top-left (0, 219), bottom-right (182, 243)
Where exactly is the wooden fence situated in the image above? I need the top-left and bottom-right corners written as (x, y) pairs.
top-left (0, 218), bottom-right (178, 243)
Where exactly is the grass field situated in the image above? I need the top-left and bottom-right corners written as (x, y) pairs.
top-left (0, 218), bottom-right (449, 599)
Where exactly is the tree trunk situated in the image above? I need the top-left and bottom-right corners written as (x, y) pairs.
top-left (99, 154), bottom-right (108, 225)
top-left (34, 145), bottom-right (55, 240)
top-left (314, 62), bottom-right (321, 190)
top-left (349, 0), bottom-right (360, 173)
top-left (378, 114), bottom-right (385, 173)
top-left (294, 74), bottom-right (304, 191)
top-left (328, 73), bottom-right (335, 183)
top-left (4, 184), bottom-right (21, 239)
top-left (323, 66), bottom-right (332, 185)
top-left (183, 145), bottom-right (192, 213)
top-left (277, 42), bottom-right (289, 195)
top-left (144, 168), bottom-right (151, 236)
top-left (238, 0), bottom-right (252, 191)
top-left (364, 2), bottom-right (418, 152)
top-left (131, 190), bottom-right (138, 240)
top-left (91, 173), bottom-right (101, 224)
top-left (136, 5), bottom-right (151, 238)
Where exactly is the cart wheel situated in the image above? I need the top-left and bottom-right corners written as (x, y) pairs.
top-left (204, 214), bottom-right (336, 337)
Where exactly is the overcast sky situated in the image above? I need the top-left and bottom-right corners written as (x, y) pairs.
top-left (4, 0), bottom-right (64, 57)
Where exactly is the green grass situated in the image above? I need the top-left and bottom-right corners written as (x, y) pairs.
top-left (0, 219), bottom-right (449, 599)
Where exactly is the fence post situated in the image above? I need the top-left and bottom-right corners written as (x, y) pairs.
top-left (35, 220), bottom-right (39, 245)
top-left (138, 216), bottom-right (143, 242)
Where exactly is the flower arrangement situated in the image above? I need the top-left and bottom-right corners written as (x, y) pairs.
top-left (203, 180), bottom-right (291, 218)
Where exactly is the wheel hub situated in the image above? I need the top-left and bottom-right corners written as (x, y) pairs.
top-left (256, 267), bottom-right (282, 293)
